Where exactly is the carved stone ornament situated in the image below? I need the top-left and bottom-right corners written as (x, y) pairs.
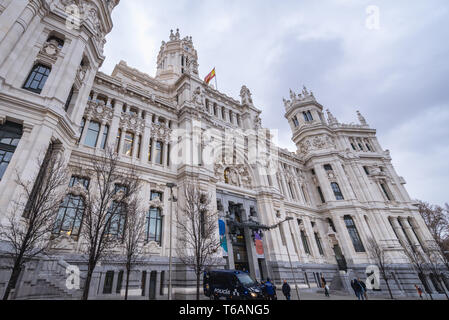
top-left (49, 234), bottom-right (78, 253)
top-left (120, 112), bottom-right (145, 134)
top-left (143, 241), bottom-right (162, 255)
top-left (299, 135), bottom-right (336, 155)
top-left (214, 163), bottom-right (252, 189)
top-left (150, 122), bottom-right (172, 143)
top-left (84, 100), bottom-right (113, 123)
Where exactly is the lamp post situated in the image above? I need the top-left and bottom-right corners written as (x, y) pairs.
top-left (273, 217), bottom-right (301, 300)
top-left (166, 183), bottom-right (177, 300)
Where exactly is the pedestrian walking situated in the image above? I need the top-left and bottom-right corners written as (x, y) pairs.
top-left (351, 279), bottom-right (365, 300)
top-left (358, 278), bottom-right (368, 300)
top-left (282, 280), bottom-right (291, 300)
top-left (264, 278), bottom-right (277, 300)
top-left (321, 276), bottom-right (327, 288)
top-left (324, 284), bottom-right (330, 298)
top-left (415, 285), bottom-right (423, 299)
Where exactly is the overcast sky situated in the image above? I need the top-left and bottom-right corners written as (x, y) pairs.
top-left (101, 0), bottom-right (449, 206)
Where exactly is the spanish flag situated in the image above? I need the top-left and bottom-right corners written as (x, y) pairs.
top-left (204, 68), bottom-right (216, 85)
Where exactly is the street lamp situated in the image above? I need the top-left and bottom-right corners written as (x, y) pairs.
top-left (166, 183), bottom-right (177, 300)
top-left (271, 216), bottom-right (301, 300)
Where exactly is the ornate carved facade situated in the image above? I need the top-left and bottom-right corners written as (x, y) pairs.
top-left (0, 0), bottom-right (446, 300)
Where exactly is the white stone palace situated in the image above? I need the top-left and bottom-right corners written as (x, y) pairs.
top-left (0, 0), bottom-right (446, 299)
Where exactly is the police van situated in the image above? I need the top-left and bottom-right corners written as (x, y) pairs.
top-left (203, 270), bottom-right (264, 300)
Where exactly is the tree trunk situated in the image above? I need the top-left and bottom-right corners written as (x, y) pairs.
top-left (125, 267), bottom-right (131, 300)
top-left (2, 262), bottom-right (22, 300)
top-left (82, 263), bottom-right (95, 300)
top-left (196, 272), bottom-right (201, 301)
top-left (384, 278), bottom-right (394, 300)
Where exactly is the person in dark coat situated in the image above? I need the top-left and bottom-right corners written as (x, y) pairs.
top-left (358, 278), bottom-right (368, 300)
top-left (351, 279), bottom-right (365, 300)
top-left (264, 278), bottom-right (277, 300)
top-left (282, 280), bottom-right (291, 300)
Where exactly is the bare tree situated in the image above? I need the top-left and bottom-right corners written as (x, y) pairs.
top-left (122, 195), bottom-right (146, 300)
top-left (422, 241), bottom-right (449, 299)
top-left (399, 239), bottom-right (433, 300)
top-left (417, 201), bottom-right (448, 247)
top-left (366, 237), bottom-right (394, 299)
top-left (78, 148), bottom-right (140, 300)
top-left (0, 145), bottom-right (68, 300)
top-left (176, 184), bottom-right (221, 300)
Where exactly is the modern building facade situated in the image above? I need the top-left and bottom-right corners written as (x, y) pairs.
top-left (0, 0), bottom-right (447, 300)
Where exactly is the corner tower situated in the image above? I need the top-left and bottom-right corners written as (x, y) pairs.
top-left (155, 29), bottom-right (199, 84)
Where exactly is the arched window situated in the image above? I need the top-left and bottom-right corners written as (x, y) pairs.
top-left (146, 207), bottom-right (162, 245)
top-left (331, 182), bottom-right (344, 200)
top-left (344, 215), bottom-right (365, 252)
top-left (23, 63), bottom-right (51, 94)
top-left (0, 122), bottom-right (23, 180)
top-left (53, 194), bottom-right (85, 238)
top-left (106, 201), bottom-right (126, 238)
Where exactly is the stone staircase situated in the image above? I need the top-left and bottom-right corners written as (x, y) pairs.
top-left (17, 258), bottom-right (84, 300)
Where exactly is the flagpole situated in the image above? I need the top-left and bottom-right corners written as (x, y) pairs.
top-left (214, 68), bottom-right (218, 91)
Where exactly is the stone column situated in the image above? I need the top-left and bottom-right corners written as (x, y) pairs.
top-left (400, 217), bottom-right (421, 247)
top-left (132, 131), bottom-right (140, 159)
top-left (332, 215), bottom-right (355, 262)
top-left (303, 217), bottom-right (321, 258)
top-left (118, 126), bottom-right (127, 156)
top-left (162, 140), bottom-right (169, 167)
top-left (141, 114), bottom-right (152, 165)
top-left (390, 217), bottom-right (409, 245)
top-left (108, 101), bottom-right (123, 150)
top-left (0, 0), bottom-right (40, 68)
top-left (95, 122), bottom-right (107, 149)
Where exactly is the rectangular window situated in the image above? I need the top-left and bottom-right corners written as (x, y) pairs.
top-left (331, 182), bottom-right (344, 200)
top-left (155, 141), bottom-right (163, 164)
top-left (106, 201), bottom-right (126, 238)
top-left (64, 86), bottom-right (75, 112)
top-left (380, 183), bottom-right (392, 201)
top-left (141, 271), bottom-right (147, 297)
top-left (301, 230), bottom-right (311, 255)
top-left (344, 216), bottom-right (365, 253)
top-left (315, 233), bottom-right (324, 255)
top-left (123, 132), bottom-right (134, 156)
top-left (363, 166), bottom-right (370, 175)
top-left (116, 270), bottom-right (124, 294)
top-left (324, 164), bottom-right (333, 171)
top-left (317, 186), bottom-right (326, 204)
top-left (84, 121), bottom-right (100, 148)
top-left (103, 271), bottom-right (114, 294)
top-left (23, 64), bottom-right (51, 94)
top-left (0, 122), bottom-right (23, 180)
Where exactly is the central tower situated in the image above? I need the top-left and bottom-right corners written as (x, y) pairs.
top-left (155, 29), bottom-right (199, 84)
